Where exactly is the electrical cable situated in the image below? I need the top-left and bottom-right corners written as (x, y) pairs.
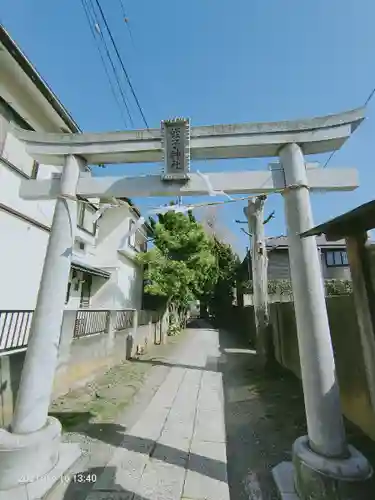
top-left (364, 86), bottom-right (375, 107)
top-left (117, 0), bottom-right (136, 47)
top-left (85, 0), bottom-right (134, 127)
top-left (80, 0), bottom-right (130, 127)
top-left (93, 0), bottom-right (149, 128)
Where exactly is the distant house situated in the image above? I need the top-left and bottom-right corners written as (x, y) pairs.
top-left (241, 234), bottom-right (351, 282)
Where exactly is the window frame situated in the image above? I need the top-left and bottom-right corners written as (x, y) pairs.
top-left (0, 98), bottom-right (41, 180)
top-left (80, 274), bottom-right (92, 308)
top-left (30, 160), bottom-right (39, 179)
top-left (128, 219), bottom-right (137, 250)
top-left (77, 202), bottom-right (97, 236)
top-left (65, 282), bottom-right (71, 304)
top-left (325, 249), bottom-right (349, 268)
top-left (0, 96), bottom-right (33, 131)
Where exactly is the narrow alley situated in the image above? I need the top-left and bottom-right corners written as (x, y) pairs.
top-left (43, 321), bottom-right (375, 500)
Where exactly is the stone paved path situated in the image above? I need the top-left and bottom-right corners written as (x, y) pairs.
top-left (61, 325), bottom-right (230, 500)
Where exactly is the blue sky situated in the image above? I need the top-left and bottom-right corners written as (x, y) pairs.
top-left (2, 0), bottom-right (375, 256)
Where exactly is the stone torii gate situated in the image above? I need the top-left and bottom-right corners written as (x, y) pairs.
top-left (0, 109), bottom-right (372, 499)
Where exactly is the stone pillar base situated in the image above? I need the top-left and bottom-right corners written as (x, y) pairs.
top-left (272, 435), bottom-right (373, 499)
top-left (0, 417), bottom-right (81, 498)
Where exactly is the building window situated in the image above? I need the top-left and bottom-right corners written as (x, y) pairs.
top-left (0, 96), bottom-right (33, 131)
top-left (30, 161), bottom-right (39, 179)
top-left (128, 219), bottom-right (136, 249)
top-left (65, 282), bottom-right (71, 304)
top-left (65, 270), bottom-right (77, 304)
top-left (77, 202), bottom-right (97, 235)
top-left (325, 250), bottom-right (348, 267)
top-left (80, 274), bottom-right (92, 308)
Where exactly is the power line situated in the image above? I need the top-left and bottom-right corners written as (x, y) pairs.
top-left (84, 0), bottom-right (135, 127)
top-left (80, 0), bottom-right (130, 127)
top-left (117, 0), bottom-right (136, 47)
top-left (93, 0), bottom-right (149, 128)
top-left (87, 0), bottom-right (135, 127)
top-left (364, 86), bottom-right (375, 107)
top-left (322, 149), bottom-right (337, 169)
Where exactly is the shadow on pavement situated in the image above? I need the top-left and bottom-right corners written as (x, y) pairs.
top-left (130, 358), bottom-right (219, 372)
top-left (62, 466), bottom-right (149, 500)
top-left (50, 411), bottom-right (228, 492)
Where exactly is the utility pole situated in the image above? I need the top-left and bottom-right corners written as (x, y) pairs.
top-left (244, 195), bottom-right (272, 368)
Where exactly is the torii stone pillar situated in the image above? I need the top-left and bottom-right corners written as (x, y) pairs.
top-left (272, 143), bottom-right (373, 499)
top-left (0, 155), bottom-right (82, 495)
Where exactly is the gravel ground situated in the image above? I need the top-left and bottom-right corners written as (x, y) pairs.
top-left (220, 325), bottom-right (375, 500)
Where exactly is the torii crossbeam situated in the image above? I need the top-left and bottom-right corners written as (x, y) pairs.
top-left (13, 106), bottom-right (364, 165)
top-left (19, 166), bottom-right (358, 200)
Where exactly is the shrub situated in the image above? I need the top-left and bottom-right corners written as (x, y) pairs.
top-left (241, 279), bottom-right (352, 297)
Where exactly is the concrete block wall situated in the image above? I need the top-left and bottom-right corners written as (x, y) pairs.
top-left (0, 352), bottom-right (24, 428)
top-left (270, 296), bottom-right (375, 441)
top-left (54, 311), bottom-right (166, 397)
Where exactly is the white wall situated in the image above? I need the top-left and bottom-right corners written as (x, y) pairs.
top-left (0, 130), bottom-right (97, 310)
top-left (93, 206), bottom-right (146, 310)
top-left (1, 134), bottom-right (59, 227)
top-left (0, 131), bottom-right (62, 310)
top-left (0, 211), bottom-right (48, 309)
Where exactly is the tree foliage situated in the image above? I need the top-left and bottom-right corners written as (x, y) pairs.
top-left (136, 206), bottom-right (240, 334)
top-left (241, 278), bottom-right (353, 297)
top-left (204, 238), bottom-right (240, 321)
top-left (136, 209), bottom-right (219, 333)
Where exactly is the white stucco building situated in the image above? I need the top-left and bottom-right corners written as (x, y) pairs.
top-left (0, 25), bottom-right (148, 319)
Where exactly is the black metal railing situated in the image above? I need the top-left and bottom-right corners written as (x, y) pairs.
top-left (0, 311), bottom-right (33, 353)
top-left (74, 310), bottom-right (109, 338)
top-left (115, 310), bottom-right (134, 331)
top-left (0, 308), bottom-right (160, 353)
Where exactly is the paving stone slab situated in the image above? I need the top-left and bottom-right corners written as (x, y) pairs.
top-left (158, 432), bottom-right (191, 453)
top-left (190, 439), bottom-right (228, 463)
top-left (197, 392), bottom-right (223, 411)
top-left (135, 460), bottom-right (185, 500)
top-left (151, 442), bottom-right (188, 468)
top-left (188, 441), bottom-right (228, 485)
top-left (127, 407), bottom-right (170, 440)
top-left (183, 469), bottom-right (230, 500)
top-left (193, 409), bottom-right (226, 443)
top-left (94, 450), bottom-right (149, 492)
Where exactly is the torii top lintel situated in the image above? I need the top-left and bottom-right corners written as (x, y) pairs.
top-left (14, 107), bottom-right (365, 166)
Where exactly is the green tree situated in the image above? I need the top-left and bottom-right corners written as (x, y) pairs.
top-left (205, 238), bottom-right (240, 322)
top-left (136, 209), bottom-right (218, 334)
